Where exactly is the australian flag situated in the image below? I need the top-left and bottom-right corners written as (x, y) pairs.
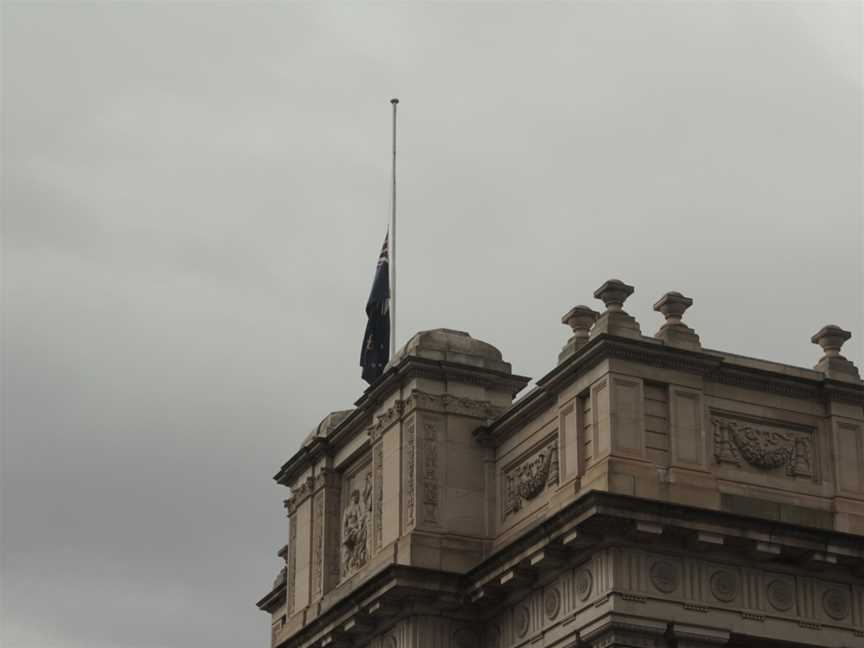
top-left (360, 233), bottom-right (390, 384)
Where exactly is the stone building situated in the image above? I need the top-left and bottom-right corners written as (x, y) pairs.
top-left (257, 279), bottom-right (864, 648)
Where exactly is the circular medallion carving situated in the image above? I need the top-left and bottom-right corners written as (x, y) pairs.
top-left (575, 567), bottom-right (593, 601)
top-left (650, 561), bottom-right (678, 594)
top-left (822, 588), bottom-right (850, 620)
top-left (710, 570), bottom-right (739, 603)
top-left (543, 587), bottom-right (561, 620)
top-left (514, 605), bottom-right (530, 638)
top-left (767, 579), bottom-right (794, 612)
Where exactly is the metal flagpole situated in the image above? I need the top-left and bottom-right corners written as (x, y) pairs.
top-left (390, 98), bottom-right (398, 358)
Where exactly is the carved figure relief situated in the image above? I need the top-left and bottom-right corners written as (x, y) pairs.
top-left (503, 437), bottom-right (559, 519)
top-left (422, 422), bottom-right (439, 524)
top-left (341, 467), bottom-right (373, 577)
top-left (712, 415), bottom-right (813, 478)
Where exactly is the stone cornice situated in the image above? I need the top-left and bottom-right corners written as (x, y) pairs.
top-left (358, 356), bottom-right (530, 408)
top-left (476, 334), bottom-right (864, 447)
top-left (476, 335), bottom-right (722, 446)
top-left (269, 490), bottom-right (864, 647)
top-left (272, 564), bottom-right (464, 648)
top-left (275, 354), bottom-right (529, 486)
top-left (256, 579), bottom-right (286, 613)
top-left (462, 491), bottom-right (864, 599)
top-left (406, 389), bottom-right (507, 420)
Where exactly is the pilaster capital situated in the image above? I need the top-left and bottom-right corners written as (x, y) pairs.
top-left (314, 467), bottom-right (339, 492)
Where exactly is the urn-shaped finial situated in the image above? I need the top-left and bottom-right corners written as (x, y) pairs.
top-left (652, 291), bottom-right (700, 348)
top-left (589, 279), bottom-right (642, 340)
top-left (558, 305), bottom-right (600, 363)
top-left (562, 305), bottom-right (600, 340)
top-left (811, 325), bottom-right (860, 381)
top-left (653, 291), bottom-right (693, 326)
top-left (593, 279), bottom-right (634, 313)
top-left (811, 325), bottom-right (851, 358)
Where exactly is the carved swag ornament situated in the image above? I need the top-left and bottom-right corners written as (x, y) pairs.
top-left (503, 437), bottom-right (559, 519)
top-left (341, 469), bottom-right (373, 576)
top-left (712, 415), bottom-right (813, 478)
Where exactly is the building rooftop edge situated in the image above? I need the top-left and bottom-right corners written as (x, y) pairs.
top-left (276, 327), bottom-right (864, 486)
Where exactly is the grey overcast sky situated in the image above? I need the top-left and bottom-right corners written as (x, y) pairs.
top-left (1, 2), bottom-right (862, 647)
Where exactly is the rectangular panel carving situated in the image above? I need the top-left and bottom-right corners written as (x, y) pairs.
top-left (502, 435), bottom-right (559, 520)
top-left (404, 419), bottom-right (416, 530)
top-left (611, 376), bottom-right (643, 456)
top-left (670, 387), bottom-right (703, 467)
top-left (559, 402), bottom-right (579, 481)
top-left (421, 420), bottom-right (440, 525)
top-left (592, 379), bottom-right (610, 456)
top-left (835, 421), bottom-right (863, 493)
top-left (340, 459), bottom-right (372, 579)
top-left (712, 412), bottom-right (815, 479)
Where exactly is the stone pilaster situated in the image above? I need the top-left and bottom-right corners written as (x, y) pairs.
top-left (310, 467), bottom-right (341, 599)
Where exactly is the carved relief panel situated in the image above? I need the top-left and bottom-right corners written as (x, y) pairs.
top-left (404, 418), bottom-right (416, 532)
top-left (420, 419), bottom-right (441, 526)
top-left (502, 434), bottom-right (559, 520)
top-left (712, 412), bottom-right (816, 480)
top-left (340, 458), bottom-right (373, 579)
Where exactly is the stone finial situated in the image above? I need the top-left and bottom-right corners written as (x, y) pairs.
top-left (811, 325), bottom-right (851, 358)
top-left (653, 291), bottom-right (701, 349)
top-left (558, 305), bottom-right (600, 363)
top-left (811, 325), bottom-right (860, 381)
top-left (593, 279), bottom-right (634, 312)
top-left (589, 279), bottom-right (642, 339)
top-left (653, 292), bottom-right (692, 325)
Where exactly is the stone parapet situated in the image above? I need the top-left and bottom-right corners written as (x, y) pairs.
top-left (259, 285), bottom-right (864, 648)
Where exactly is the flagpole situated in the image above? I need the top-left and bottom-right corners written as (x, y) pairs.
top-left (390, 98), bottom-right (398, 358)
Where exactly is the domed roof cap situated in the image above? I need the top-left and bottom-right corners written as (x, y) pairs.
top-left (387, 328), bottom-right (510, 374)
top-left (302, 409), bottom-right (353, 447)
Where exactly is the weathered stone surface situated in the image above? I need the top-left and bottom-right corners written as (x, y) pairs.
top-left (260, 303), bottom-right (864, 648)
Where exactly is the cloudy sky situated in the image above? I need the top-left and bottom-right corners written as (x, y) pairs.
top-left (2, 3), bottom-right (861, 647)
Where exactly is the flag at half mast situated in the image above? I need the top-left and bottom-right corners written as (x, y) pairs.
top-left (360, 233), bottom-right (390, 384)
